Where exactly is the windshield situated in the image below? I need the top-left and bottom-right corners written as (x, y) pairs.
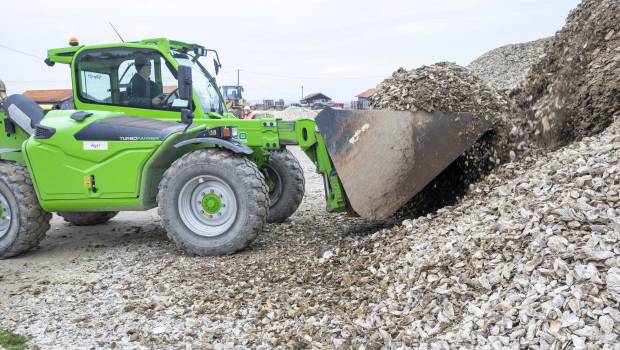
top-left (174, 54), bottom-right (224, 114)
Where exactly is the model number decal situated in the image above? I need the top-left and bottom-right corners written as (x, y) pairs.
top-left (119, 136), bottom-right (161, 141)
top-left (83, 141), bottom-right (108, 151)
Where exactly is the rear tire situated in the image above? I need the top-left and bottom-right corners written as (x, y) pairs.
top-left (0, 163), bottom-right (52, 259)
top-left (264, 149), bottom-right (305, 223)
top-left (58, 211), bottom-right (118, 226)
top-left (157, 149), bottom-right (269, 256)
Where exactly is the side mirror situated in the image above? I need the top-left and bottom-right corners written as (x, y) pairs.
top-left (213, 59), bottom-right (221, 75)
top-left (177, 65), bottom-right (194, 131)
top-left (177, 65), bottom-right (193, 100)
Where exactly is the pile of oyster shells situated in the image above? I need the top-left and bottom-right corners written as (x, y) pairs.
top-left (467, 38), bottom-right (550, 92)
top-left (511, 0), bottom-right (620, 149)
top-left (330, 117), bottom-right (620, 348)
top-left (368, 62), bottom-right (508, 120)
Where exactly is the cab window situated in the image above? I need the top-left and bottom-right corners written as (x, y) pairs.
top-left (75, 48), bottom-right (181, 111)
top-left (80, 71), bottom-right (111, 103)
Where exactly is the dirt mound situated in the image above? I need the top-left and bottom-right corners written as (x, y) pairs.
top-left (468, 38), bottom-right (550, 91)
top-left (369, 62), bottom-right (510, 217)
top-left (513, 0), bottom-right (620, 149)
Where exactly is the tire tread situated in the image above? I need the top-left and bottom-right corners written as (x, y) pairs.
top-left (157, 149), bottom-right (269, 255)
top-left (0, 163), bottom-right (52, 259)
top-left (266, 149), bottom-right (305, 223)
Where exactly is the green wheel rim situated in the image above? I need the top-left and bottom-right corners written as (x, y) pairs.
top-left (202, 193), bottom-right (222, 214)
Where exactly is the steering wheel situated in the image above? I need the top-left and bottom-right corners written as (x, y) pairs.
top-left (160, 88), bottom-right (179, 106)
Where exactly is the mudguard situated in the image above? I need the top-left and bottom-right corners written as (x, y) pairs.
top-left (174, 137), bottom-right (253, 155)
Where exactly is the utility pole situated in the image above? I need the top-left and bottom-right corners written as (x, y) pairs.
top-left (301, 85), bottom-right (304, 100)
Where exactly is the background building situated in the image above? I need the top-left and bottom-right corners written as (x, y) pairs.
top-left (300, 93), bottom-right (331, 105)
top-left (24, 89), bottom-right (74, 110)
top-left (352, 88), bottom-right (376, 110)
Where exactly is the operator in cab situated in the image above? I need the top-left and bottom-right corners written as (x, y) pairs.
top-left (126, 56), bottom-right (164, 108)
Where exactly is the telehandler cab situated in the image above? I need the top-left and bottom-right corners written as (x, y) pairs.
top-left (0, 38), bottom-right (491, 258)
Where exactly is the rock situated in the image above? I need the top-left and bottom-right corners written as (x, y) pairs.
top-left (607, 267), bottom-right (620, 293)
top-left (598, 315), bottom-right (614, 334)
top-left (547, 235), bottom-right (569, 253)
top-left (152, 325), bottom-right (167, 335)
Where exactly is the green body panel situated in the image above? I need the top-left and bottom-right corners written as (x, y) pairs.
top-left (25, 111), bottom-right (158, 200)
top-left (0, 37), bottom-right (348, 213)
top-left (20, 110), bottom-right (206, 212)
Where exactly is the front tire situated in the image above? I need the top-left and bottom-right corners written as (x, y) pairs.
top-left (264, 149), bottom-right (305, 223)
top-left (58, 211), bottom-right (118, 226)
top-left (157, 149), bottom-right (269, 256)
top-left (0, 163), bottom-right (52, 259)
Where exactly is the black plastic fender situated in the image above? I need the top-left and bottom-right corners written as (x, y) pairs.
top-left (173, 137), bottom-right (253, 155)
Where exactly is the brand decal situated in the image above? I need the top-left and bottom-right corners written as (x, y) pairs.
top-left (83, 141), bottom-right (108, 151)
top-left (119, 136), bottom-right (161, 141)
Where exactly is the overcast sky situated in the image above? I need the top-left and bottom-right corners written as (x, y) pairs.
top-left (1, 0), bottom-right (579, 102)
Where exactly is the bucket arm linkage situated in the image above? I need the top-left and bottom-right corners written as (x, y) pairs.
top-left (277, 119), bottom-right (346, 213)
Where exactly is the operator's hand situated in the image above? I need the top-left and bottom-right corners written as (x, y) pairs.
top-left (151, 96), bottom-right (163, 106)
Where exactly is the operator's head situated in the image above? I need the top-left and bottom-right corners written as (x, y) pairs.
top-left (134, 56), bottom-right (151, 80)
top-left (244, 106), bottom-right (251, 115)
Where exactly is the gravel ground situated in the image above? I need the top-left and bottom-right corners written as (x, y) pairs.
top-left (0, 147), bottom-right (380, 349)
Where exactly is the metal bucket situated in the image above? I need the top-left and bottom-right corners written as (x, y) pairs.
top-left (316, 108), bottom-right (493, 220)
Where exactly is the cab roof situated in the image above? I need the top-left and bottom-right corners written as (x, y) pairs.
top-left (46, 38), bottom-right (206, 65)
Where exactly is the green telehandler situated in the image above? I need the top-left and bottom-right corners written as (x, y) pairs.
top-left (0, 38), bottom-right (491, 258)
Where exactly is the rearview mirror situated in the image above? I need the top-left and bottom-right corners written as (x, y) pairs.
top-left (177, 65), bottom-right (192, 100)
top-left (213, 59), bottom-right (220, 75)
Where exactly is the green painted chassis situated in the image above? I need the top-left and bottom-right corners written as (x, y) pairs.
top-left (0, 111), bottom-right (346, 213)
top-left (0, 39), bottom-right (346, 213)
